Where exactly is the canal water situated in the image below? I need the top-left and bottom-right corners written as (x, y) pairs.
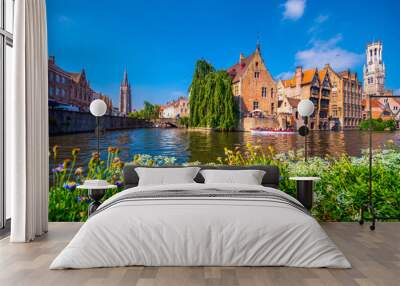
top-left (49, 128), bottom-right (400, 165)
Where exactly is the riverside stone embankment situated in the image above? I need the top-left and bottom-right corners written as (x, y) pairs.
top-left (49, 110), bottom-right (153, 135)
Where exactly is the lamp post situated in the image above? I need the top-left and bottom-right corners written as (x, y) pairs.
top-left (297, 99), bottom-right (315, 162)
top-left (89, 99), bottom-right (107, 155)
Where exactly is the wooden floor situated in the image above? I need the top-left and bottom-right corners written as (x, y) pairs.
top-left (0, 222), bottom-right (399, 286)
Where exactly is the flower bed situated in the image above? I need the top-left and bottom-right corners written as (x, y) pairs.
top-left (49, 143), bottom-right (400, 222)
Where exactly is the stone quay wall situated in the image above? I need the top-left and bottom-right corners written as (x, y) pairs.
top-left (49, 110), bottom-right (153, 135)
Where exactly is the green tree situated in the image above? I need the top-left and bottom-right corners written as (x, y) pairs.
top-left (128, 101), bottom-right (161, 120)
top-left (188, 60), bottom-right (238, 130)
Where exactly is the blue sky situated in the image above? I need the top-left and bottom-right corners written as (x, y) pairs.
top-left (47, 0), bottom-right (400, 109)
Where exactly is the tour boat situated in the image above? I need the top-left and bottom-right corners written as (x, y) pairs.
top-left (250, 128), bottom-right (297, 135)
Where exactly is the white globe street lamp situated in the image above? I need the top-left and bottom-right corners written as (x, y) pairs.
top-left (298, 99), bottom-right (315, 117)
top-left (297, 99), bottom-right (315, 162)
top-left (89, 99), bottom-right (107, 155)
top-left (90, 99), bottom-right (107, 117)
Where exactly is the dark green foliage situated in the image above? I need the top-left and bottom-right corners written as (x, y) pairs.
top-left (129, 101), bottom-right (161, 120)
top-left (360, 118), bottom-right (397, 131)
top-left (189, 60), bottom-right (239, 130)
top-left (178, 116), bottom-right (190, 128)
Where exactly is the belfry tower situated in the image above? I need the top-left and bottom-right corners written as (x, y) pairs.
top-left (363, 41), bottom-right (385, 96)
top-left (119, 68), bottom-right (132, 115)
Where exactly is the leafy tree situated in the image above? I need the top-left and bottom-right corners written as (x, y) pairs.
top-left (188, 60), bottom-right (238, 130)
top-left (128, 101), bottom-right (161, 120)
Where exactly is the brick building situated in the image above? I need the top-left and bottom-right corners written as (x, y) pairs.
top-left (324, 64), bottom-right (363, 129)
top-left (280, 66), bottom-right (332, 130)
top-left (93, 92), bottom-right (113, 115)
top-left (227, 44), bottom-right (277, 118)
top-left (48, 56), bottom-right (93, 111)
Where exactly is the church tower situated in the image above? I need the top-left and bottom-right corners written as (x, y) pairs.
top-left (363, 41), bottom-right (385, 96)
top-left (119, 68), bottom-right (132, 115)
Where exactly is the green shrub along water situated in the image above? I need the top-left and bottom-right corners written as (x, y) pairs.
top-left (49, 143), bottom-right (400, 222)
top-left (359, 118), bottom-right (397, 131)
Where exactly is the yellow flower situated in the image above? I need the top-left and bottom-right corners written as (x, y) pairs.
top-left (91, 152), bottom-right (100, 162)
top-left (63, 159), bottom-right (71, 168)
top-left (75, 167), bottom-right (83, 176)
top-left (72, 148), bottom-right (81, 157)
top-left (52, 145), bottom-right (60, 159)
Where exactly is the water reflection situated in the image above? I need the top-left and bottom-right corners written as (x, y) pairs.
top-left (50, 128), bottom-right (400, 165)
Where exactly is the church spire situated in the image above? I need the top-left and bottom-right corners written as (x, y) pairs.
top-left (122, 67), bottom-right (129, 86)
top-left (120, 67), bottom-right (132, 115)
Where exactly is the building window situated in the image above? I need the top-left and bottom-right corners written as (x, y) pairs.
top-left (271, 103), bottom-right (274, 113)
top-left (56, 74), bottom-right (60, 83)
top-left (254, 72), bottom-right (260, 79)
top-left (253, 101), bottom-right (259, 110)
top-left (261, 87), bottom-right (267, 97)
top-left (56, 88), bottom-right (60, 96)
top-left (271, 88), bottom-right (274, 98)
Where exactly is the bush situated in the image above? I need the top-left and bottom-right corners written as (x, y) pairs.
top-left (360, 118), bottom-right (397, 131)
top-left (49, 144), bottom-right (400, 222)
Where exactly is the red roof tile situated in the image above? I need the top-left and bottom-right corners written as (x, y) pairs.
top-left (227, 53), bottom-right (255, 83)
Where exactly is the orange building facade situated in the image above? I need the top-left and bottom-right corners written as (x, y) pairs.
top-left (227, 45), bottom-right (277, 118)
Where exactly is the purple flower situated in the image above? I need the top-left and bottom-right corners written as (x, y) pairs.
top-left (76, 196), bottom-right (83, 202)
top-left (85, 198), bottom-right (91, 204)
top-left (64, 181), bottom-right (77, 191)
top-left (52, 165), bottom-right (64, 173)
top-left (115, 181), bottom-right (123, 188)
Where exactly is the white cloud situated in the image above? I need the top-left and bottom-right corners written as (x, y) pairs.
top-left (308, 14), bottom-right (329, 34)
top-left (295, 34), bottom-right (363, 71)
top-left (275, 71), bottom-right (294, 80)
top-left (282, 0), bottom-right (306, 21)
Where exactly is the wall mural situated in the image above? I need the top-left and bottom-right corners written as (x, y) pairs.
top-left (47, 0), bottom-right (400, 222)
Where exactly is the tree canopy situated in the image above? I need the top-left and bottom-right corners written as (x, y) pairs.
top-left (189, 60), bottom-right (239, 130)
top-left (128, 101), bottom-right (161, 120)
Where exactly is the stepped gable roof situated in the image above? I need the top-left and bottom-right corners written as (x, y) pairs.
top-left (302, 69), bottom-right (317, 85)
top-left (227, 52), bottom-right (255, 83)
top-left (318, 69), bottom-right (327, 82)
top-left (69, 72), bottom-right (82, 83)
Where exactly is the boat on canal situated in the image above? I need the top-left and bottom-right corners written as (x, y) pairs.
top-left (250, 127), bottom-right (297, 135)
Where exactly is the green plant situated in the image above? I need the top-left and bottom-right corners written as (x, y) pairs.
top-left (360, 118), bottom-right (397, 131)
top-left (188, 60), bottom-right (239, 130)
top-left (128, 101), bottom-right (161, 120)
top-left (49, 144), bottom-right (400, 223)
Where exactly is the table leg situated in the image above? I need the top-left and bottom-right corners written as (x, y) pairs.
top-left (296, 180), bottom-right (314, 210)
top-left (88, 189), bottom-right (106, 216)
